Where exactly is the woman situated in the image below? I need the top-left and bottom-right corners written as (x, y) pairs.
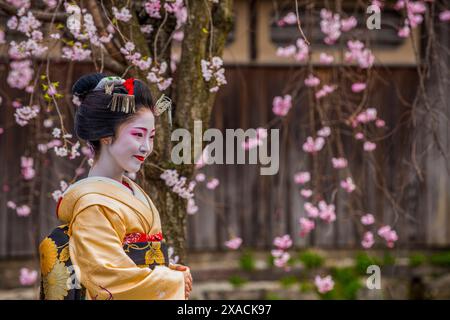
top-left (39, 73), bottom-right (192, 300)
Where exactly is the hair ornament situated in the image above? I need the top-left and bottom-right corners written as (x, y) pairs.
top-left (154, 94), bottom-right (172, 127)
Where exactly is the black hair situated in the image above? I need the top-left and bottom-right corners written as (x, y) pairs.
top-left (72, 73), bottom-right (154, 158)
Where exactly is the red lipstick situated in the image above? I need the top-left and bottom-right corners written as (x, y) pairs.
top-left (133, 155), bottom-right (145, 162)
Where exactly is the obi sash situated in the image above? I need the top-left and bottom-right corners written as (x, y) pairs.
top-left (39, 224), bottom-right (168, 300)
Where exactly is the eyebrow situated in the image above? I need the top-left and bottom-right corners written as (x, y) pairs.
top-left (133, 127), bottom-right (155, 133)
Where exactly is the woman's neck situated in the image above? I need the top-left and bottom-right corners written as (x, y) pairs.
top-left (88, 154), bottom-right (124, 183)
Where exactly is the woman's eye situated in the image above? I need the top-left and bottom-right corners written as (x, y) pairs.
top-left (132, 133), bottom-right (144, 137)
top-left (150, 135), bottom-right (155, 139)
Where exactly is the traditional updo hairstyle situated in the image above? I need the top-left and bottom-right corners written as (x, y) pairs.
top-left (72, 73), bottom-right (154, 161)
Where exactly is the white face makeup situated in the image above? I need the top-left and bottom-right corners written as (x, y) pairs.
top-left (107, 109), bottom-right (156, 174)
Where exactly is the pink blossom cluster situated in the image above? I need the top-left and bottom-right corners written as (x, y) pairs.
top-left (440, 10), bottom-right (450, 22)
top-left (315, 84), bottom-right (337, 99)
top-left (319, 52), bottom-right (334, 64)
top-left (147, 62), bottom-right (173, 91)
top-left (272, 95), bottom-right (292, 117)
top-left (395, 1), bottom-right (427, 38)
top-left (19, 268), bottom-right (37, 286)
top-left (21, 156), bottom-right (35, 180)
top-left (225, 237), bottom-right (243, 250)
top-left (14, 104), bottom-right (40, 127)
top-left (37, 139), bottom-right (62, 154)
top-left (62, 42), bottom-right (92, 61)
top-left (6, 0), bottom-right (30, 9)
top-left (51, 180), bottom-right (69, 202)
top-left (340, 177), bottom-right (356, 193)
top-left (345, 40), bottom-right (375, 69)
top-left (320, 9), bottom-right (358, 45)
top-left (164, 0), bottom-right (187, 29)
top-left (272, 234), bottom-right (292, 268)
top-left (144, 0), bottom-right (162, 19)
top-left (299, 217), bottom-right (315, 237)
top-left (241, 127), bottom-right (268, 150)
top-left (120, 42), bottom-right (152, 71)
top-left (332, 157), bottom-right (348, 169)
top-left (112, 6), bottom-right (132, 22)
top-left (304, 200), bottom-right (336, 223)
top-left (201, 57), bottom-right (227, 92)
top-left (377, 225), bottom-right (398, 248)
top-left (303, 126), bottom-right (330, 153)
top-left (276, 38), bottom-right (309, 62)
top-left (160, 169), bottom-right (195, 200)
top-left (7, 60), bottom-right (34, 89)
top-left (7, 201), bottom-right (31, 217)
top-left (277, 12), bottom-right (297, 27)
top-left (315, 275), bottom-right (334, 293)
top-left (304, 74), bottom-right (320, 87)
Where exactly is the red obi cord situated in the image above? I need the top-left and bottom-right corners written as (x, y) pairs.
top-left (123, 232), bottom-right (163, 244)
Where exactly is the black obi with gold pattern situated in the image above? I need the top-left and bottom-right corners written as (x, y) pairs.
top-left (39, 225), bottom-right (169, 300)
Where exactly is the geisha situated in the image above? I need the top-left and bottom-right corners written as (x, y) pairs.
top-left (39, 73), bottom-right (193, 300)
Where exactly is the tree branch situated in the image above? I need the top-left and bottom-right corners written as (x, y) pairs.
top-left (0, 0), bottom-right (67, 22)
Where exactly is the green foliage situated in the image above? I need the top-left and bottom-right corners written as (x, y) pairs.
top-left (239, 250), bottom-right (256, 272)
top-left (383, 252), bottom-right (396, 266)
top-left (264, 292), bottom-right (282, 300)
top-left (409, 253), bottom-right (427, 267)
top-left (318, 267), bottom-right (362, 300)
top-left (279, 275), bottom-right (298, 288)
top-left (354, 252), bottom-right (382, 275)
top-left (228, 275), bottom-right (247, 288)
top-left (299, 281), bottom-right (314, 293)
top-left (298, 251), bottom-right (324, 269)
top-left (429, 251), bottom-right (450, 267)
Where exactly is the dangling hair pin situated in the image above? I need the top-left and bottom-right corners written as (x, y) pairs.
top-left (154, 94), bottom-right (172, 128)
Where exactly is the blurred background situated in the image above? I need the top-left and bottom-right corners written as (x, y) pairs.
top-left (0, 0), bottom-right (449, 299)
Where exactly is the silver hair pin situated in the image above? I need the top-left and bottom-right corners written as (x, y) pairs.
top-left (154, 94), bottom-right (172, 128)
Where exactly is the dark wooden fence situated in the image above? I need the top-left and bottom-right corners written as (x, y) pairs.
top-left (1, 64), bottom-right (449, 258)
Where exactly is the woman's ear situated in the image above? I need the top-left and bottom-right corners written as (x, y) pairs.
top-left (101, 137), bottom-right (113, 145)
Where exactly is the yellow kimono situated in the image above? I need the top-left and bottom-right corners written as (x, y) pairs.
top-left (53, 175), bottom-right (185, 300)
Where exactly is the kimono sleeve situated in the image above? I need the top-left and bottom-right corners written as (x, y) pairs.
top-left (69, 205), bottom-right (185, 300)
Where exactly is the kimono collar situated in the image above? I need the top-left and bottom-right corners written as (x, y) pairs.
top-left (57, 175), bottom-right (156, 227)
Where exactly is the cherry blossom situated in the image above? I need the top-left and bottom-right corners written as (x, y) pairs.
top-left (21, 156), bottom-right (35, 180)
top-left (363, 141), bottom-right (377, 152)
top-left (201, 57), bottom-right (226, 92)
top-left (361, 213), bottom-right (375, 225)
top-left (302, 136), bottom-right (325, 153)
top-left (160, 169), bottom-right (195, 199)
top-left (277, 12), bottom-right (297, 26)
top-left (439, 10), bottom-right (450, 22)
top-left (272, 95), bottom-right (292, 117)
top-left (315, 84), bottom-right (337, 99)
top-left (332, 157), bottom-right (348, 169)
top-left (320, 9), bottom-right (341, 44)
top-left (317, 126), bottom-right (331, 137)
top-left (351, 82), bottom-right (366, 93)
top-left (341, 16), bottom-right (357, 32)
top-left (112, 6), bottom-right (132, 22)
top-left (304, 74), bottom-right (320, 87)
top-left (273, 234), bottom-right (293, 250)
top-left (294, 171), bottom-right (310, 184)
top-left (7, 60), bottom-right (34, 89)
top-left (340, 177), bottom-right (356, 193)
top-left (362, 231), bottom-right (374, 249)
top-left (315, 275), bottom-right (334, 293)
top-left (319, 52), bottom-right (334, 64)
top-left (144, 0), bottom-right (162, 19)
top-left (300, 189), bottom-right (313, 198)
top-left (304, 202), bottom-right (319, 218)
top-left (62, 42), bottom-right (91, 61)
top-left (206, 178), bottom-right (220, 190)
top-left (345, 40), bottom-right (375, 69)
top-left (299, 217), bottom-right (315, 237)
top-left (19, 268), bottom-right (37, 286)
top-left (147, 62), bottom-right (173, 91)
top-left (16, 205), bottom-right (31, 217)
top-left (225, 237), bottom-right (242, 250)
top-left (318, 200), bottom-right (336, 223)
top-left (377, 225), bottom-right (398, 248)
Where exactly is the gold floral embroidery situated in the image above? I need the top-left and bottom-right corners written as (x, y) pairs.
top-left (145, 242), bottom-right (165, 265)
top-left (59, 246), bottom-right (70, 262)
top-left (39, 237), bottom-right (58, 276)
top-left (43, 261), bottom-right (70, 300)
